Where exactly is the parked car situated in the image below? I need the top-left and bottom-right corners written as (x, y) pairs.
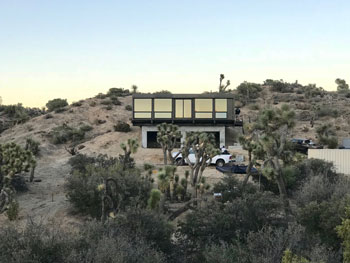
top-left (216, 165), bottom-right (259, 174)
top-left (172, 149), bottom-right (233, 167)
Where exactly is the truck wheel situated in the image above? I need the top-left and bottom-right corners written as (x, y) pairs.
top-left (216, 159), bottom-right (225, 167)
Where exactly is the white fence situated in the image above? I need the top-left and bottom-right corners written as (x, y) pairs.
top-left (308, 149), bottom-right (350, 175)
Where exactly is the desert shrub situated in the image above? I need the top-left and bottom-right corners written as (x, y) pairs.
top-left (49, 124), bottom-right (86, 145)
top-left (114, 208), bottom-right (173, 254)
top-left (316, 107), bottom-right (340, 118)
top-left (44, 113), bottom-right (53, 119)
top-left (104, 105), bottom-right (112, 110)
top-left (6, 200), bottom-right (19, 221)
top-left (110, 96), bottom-right (122, 105)
top-left (0, 104), bottom-right (30, 124)
top-left (54, 107), bottom-right (67, 113)
top-left (236, 81), bottom-right (262, 101)
top-left (0, 221), bottom-right (166, 263)
top-left (94, 119), bottom-right (106, 125)
top-left (125, 105), bottom-right (132, 111)
top-left (71, 101), bottom-right (82, 107)
top-left (212, 175), bottom-right (258, 202)
top-left (25, 138), bottom-right (40, 156)
top-left (107, 87), bottom-right (130, 97)
top-left (65, 162), bottom-right (152, 218)
top-left (248, 103), bottom-right (260, 110)
top-left (95, 93), bottom-right (107, 99)
top-left (89, 101), bottom-right (97, 107)
top-left (177, 191), bottom-right (283, 248)
top-left (79, 124), bottom-right (93, 132)
top-left (265, 79), bottom-right (295, 93)
top-left (100, 99), bottom-right (112, 105)
top-left (10, 175), bottom-right (28, 192)
top-left (114, 121), bottom-right (131, 132)
top-left (46, 98), bottom-right (68, 112)
top-left (294, 162), bottom-right (350, 249)
top-left (68, 154), bottom-right (118, 173)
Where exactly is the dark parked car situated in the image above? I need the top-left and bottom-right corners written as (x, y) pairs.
top-left (216, 165), bottom-right (258, 174)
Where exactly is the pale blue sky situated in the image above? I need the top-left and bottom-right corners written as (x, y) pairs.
top-left (0, 0), bottom-right (349, 107)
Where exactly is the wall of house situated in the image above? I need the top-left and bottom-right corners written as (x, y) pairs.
top-left (141, 125), bottom-right (226, 148)
top-left (308, 149), bottom-right (350, 175)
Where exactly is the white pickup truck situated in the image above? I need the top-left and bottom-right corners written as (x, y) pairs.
top-left (172, 149), bottom-right (233, 167)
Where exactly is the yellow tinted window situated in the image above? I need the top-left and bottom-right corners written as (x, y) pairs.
top-left (195, 99), bottom-right (212, 112)
top-left (134, 99), bottom-right (152, 111)
top-left (155, 112), bottom-right (172, 118)
top-left (195, 112), bottom-right (212, 118)
top-left (134, 112), bottom-right (152, 118)
top-left (215, 99), bottom-right (227, 112)
top-left (154, 99), bottom-right (172, 111)
top-left (175, 99), bottom-right (192, 118)
top-left (184, 100), bottom-right (192, 118)
top-left (175, 100), bottom-right (183, 118)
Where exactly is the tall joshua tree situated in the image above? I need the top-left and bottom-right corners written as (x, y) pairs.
top-left (239, 123), bottom-right (263, 190)
top-left (219, 74), bottom-right (231, 92)
top-left (119, 138), bottom-right (139, 170)
top-left (254, 104), bottom-right (296, 214)
top-left (157, 123), bottom-right (182, 165)
top-left (182, 132), bottom-right (219, 198)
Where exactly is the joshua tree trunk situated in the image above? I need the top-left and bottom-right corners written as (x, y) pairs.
top-left (162, 147), bottom-right (168, 165)
top-left (242, 150), bottom-right (252, 189)
top-left (30, 166), bottom-right (35, 182)
top-left (272, 157), bottom-right (291, 215)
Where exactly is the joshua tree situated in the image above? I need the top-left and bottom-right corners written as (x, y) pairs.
top-left (0, 143), bottom-right (36, 213)
top-left (254, 104), bottom-right (296, 214)
top-left (182, 132), bottom-right (220, 198)
top-left (316, 124), bottom-right (338, 149)
top-left (239, 123), bottom-right (263, 190)
top-left (157, 165), bottom-right (177, 201)
top-left (336, 78), bottom-right (349, 93)
top-left (119, 139), bottom-right (139, 170)
top-left (219, 74), bottom-right (231, 92)
top-left (157, 123), bottom-right (182, 165)
top-left (98, 178), bottom-right (120, 222)
top-left (131, 85), bottom-right (138, 94)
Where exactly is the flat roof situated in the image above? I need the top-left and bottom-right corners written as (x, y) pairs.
top-left (132, 93), bottom-right (235, 99)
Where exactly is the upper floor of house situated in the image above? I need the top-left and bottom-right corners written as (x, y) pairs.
top-left (131, 93), bottom-right (239, 126)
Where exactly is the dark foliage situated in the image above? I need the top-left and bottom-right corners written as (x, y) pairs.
top-left (46, 98), bottom-right (68, 112)
top-left (114, 121), bottom-right (131, 132)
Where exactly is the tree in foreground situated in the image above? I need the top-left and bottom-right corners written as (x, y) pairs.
top-left (254, 104), bottom-right (296, 214)
top-left (157, 123), bottom-right (182, 165)
top-left (182, 132), bottom-right (219, 198)
top-left (316, 123), bottom-right (338, 149)
top-left (0, 142), bottom-right (36, 214)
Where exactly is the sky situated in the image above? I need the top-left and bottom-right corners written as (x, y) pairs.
top-left (0, 0), bottom-right (349, 107)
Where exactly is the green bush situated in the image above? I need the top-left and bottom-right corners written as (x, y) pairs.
top-left (107, 87), bottom-right (130, 97)
top-left (316, 107), bottom-right (340, 118)
top-left (110, 96), bottom-right (122, 105)
top-left (71, 101), bottom-right (82, 107)
top-left (248, 103), bottom-right (260, 110)
top-left (6, 200), bottom-right (19, 221)
top-left (49, 124), bottom-right (86, 145)
top-left (65, 162), bottom-right (153, 218)
top-left (125, 105), bottom-right (132, 111)
top-left (95, 93), bottom-right (107, 99)
top-left (114, 121), bottom-right (131, 132)
top-left (0, 221), bottom-right (166, 263)
top-left (46, 98), bottom-right (68, 112)
top-left (25, 138), bottom-right (40, 156)
top-left (79, 124), bottom-right (93, 132)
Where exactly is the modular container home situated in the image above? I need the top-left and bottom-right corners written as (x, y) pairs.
top-left (131, 93), bottom-right (240, 148)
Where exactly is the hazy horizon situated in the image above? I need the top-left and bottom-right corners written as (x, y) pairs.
top-left (1, 0), bottom-right (349, 107)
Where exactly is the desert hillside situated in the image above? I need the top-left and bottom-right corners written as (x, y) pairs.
top-left (1, 85), bottom-right (350, 225)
